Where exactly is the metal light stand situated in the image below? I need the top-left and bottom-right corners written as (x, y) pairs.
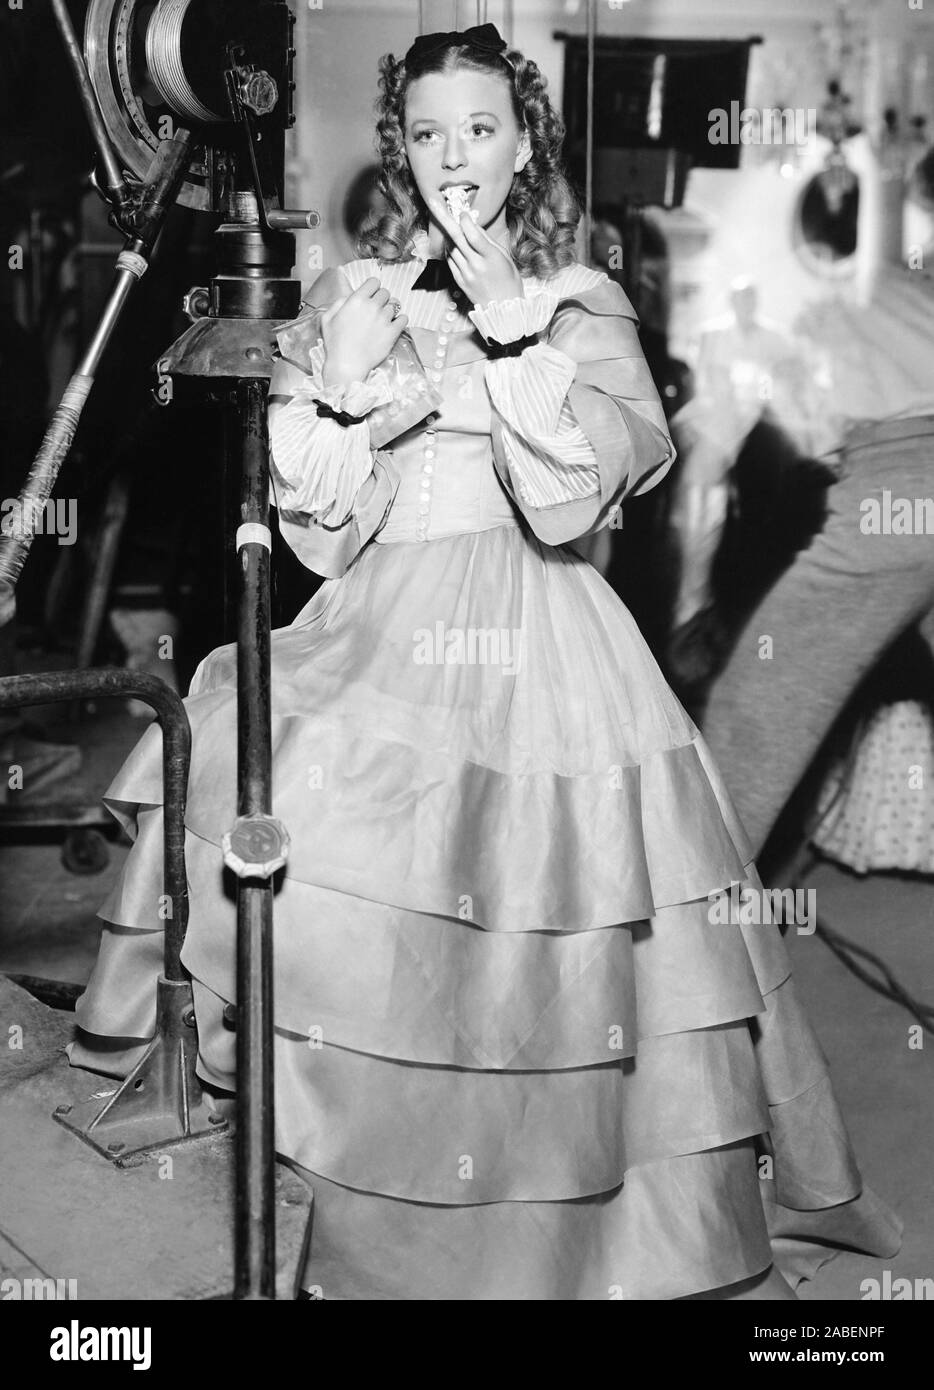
top-left (0, 0), bottom-right (317, 1299)
top-left (138, 36), bottom-right (317, 1304)
top-left (0, 1), bottom-right (212, 1166)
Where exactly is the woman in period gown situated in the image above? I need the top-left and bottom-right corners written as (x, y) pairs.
top-left (69, 25), bottom-right (901, 1300)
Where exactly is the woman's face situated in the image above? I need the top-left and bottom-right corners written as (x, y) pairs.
top-left (404, 67), bottom-right (531, 250)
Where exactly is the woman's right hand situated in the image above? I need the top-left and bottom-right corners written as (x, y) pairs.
top-left (320, 277), bottom-right (407, 388)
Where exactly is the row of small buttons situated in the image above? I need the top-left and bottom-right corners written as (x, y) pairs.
top-left (417, 289), bottom-right (465, 542)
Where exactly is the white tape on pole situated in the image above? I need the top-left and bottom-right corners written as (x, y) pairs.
top-left (236, 523), bottom-right (272, 553)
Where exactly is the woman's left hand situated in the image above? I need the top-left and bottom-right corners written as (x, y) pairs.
top-left (428, 197), bottom-right (525, 308)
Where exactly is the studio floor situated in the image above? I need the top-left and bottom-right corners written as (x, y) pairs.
top-left (1, 654), bottom-right (932, 1302)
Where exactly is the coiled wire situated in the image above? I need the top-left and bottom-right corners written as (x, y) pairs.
top-left (145, 0), bottom-right (224, 124)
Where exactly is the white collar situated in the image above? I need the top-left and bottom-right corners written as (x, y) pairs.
top-left (410, 228), bottom-right (431, 262)
top-left (408, 225), bottom-right (512, 263)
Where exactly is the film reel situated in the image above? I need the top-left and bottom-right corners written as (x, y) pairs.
top-left (84, 0), bottom-right (293, 212)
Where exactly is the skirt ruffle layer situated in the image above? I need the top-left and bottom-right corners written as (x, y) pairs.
top-left (101, 711), bottom-right (751, 935)
top-left (292, 1152), bottom-right (900, 1301)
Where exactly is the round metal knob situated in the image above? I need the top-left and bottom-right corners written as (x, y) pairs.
top-left (182, 286), bottom-right (210, 321)
top-left (239, 70), bottom-right (279, 117)
top-left (222, 814), bottom-right (290, 878)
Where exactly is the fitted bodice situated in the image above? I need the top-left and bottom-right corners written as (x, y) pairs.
top-left (332, 246), bottom-right (571, 546)
top-left (368, 285), bottom-right (521, 544)
top-left (376, 424), bottom-right (520, 544)
top-left (268, 242), bottom-right (666, 578)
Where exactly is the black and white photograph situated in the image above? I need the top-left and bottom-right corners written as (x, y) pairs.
top-left (0, 0), bottom-right (932, 1339)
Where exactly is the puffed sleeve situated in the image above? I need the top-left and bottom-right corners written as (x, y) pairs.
top-left (471, 272), bottom-right (676, 547)
top-left (267, 266), bottom-right (399, 579)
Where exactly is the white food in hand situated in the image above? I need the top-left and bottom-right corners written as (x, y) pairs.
top-left (442, 186), bottom-right (479, 222)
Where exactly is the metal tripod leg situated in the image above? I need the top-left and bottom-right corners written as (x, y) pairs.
top-left (54, 975), bottom-right (225, 1165)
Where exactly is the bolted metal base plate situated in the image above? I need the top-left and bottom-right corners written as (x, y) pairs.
top-left (53, 975), bottom-right (228, 1166)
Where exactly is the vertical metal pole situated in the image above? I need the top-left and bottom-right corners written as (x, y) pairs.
top-left (233, 380), bottom-right (276, 1300)
top-left (584, 0), bottom-right (596, 269)
top-left (161, 675), bottom-right (192, 984)
top-left (624, 204), bottom-right (644, 319)
top-left (49, 0), bottom-right (130, 210)
top-left (75, 472), bottom-right (132, 673)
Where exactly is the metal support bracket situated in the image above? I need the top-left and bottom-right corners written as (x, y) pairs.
top-left (54, 976), bottom-right (228, 1165)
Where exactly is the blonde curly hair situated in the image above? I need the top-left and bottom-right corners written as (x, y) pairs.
top-left (357, 38), bottom-right (581, 280)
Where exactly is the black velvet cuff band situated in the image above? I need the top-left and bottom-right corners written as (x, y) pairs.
top-left (485, 334), bottom-right (539, 359)
top-left (314, 400), bottom-right (365, 427)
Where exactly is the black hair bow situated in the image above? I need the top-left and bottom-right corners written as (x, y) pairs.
top-left (406, 23), bottom-right (508, 65)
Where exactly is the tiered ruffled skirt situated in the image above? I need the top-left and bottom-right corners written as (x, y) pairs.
top-left (71, 523), bottom-right (900, 1298)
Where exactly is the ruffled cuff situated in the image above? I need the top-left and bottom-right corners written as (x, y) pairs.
top-left (469, 291), bottom-right (559, 346)
top-left (304, 339), bottom-right (394, 419)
